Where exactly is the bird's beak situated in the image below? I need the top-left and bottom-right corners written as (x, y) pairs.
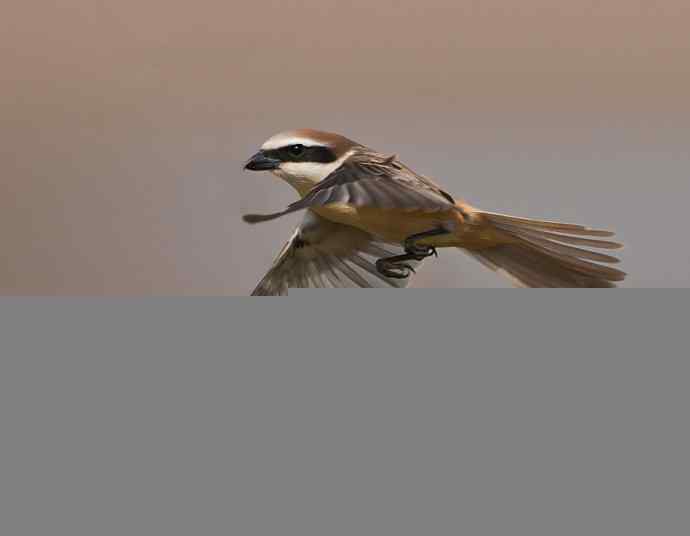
top-left (244, 151), bottom-right (280, 171)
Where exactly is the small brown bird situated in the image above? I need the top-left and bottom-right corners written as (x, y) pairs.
top-left (243, 129), bottom-right (625, 294)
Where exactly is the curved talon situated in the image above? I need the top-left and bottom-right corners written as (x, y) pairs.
top-left (403, 239), bottom-right (425, 255)
top-left (403, 228), bottom-right (449, 258)
top-left (392, 264), bottom-right (414, 278)
top-left (375, 259), bottom-right (414, 279)
top-left (403, 239), bottom-right (438, 259)
top-left (401, 263), bottom-right (416, 274)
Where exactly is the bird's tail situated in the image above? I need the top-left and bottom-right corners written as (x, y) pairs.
top-left (463, 211), bottom-right (626, 287)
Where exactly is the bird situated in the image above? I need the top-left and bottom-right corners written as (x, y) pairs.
top-left (242, 129), bottom-right (625, 294)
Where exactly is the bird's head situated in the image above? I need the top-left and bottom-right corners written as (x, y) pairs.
top-left (244, 129), bottom-right (359, 194)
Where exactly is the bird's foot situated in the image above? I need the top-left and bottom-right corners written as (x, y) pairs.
top-left (404, 240), bottom-right (438, 258)
top-left (403, 228), bottom-right (449, 258)
top-left (375, 257), bottom-right (417, 279)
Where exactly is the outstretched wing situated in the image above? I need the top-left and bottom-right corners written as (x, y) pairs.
top-left (251, 212), bottom-right (424, 295)
top-left (243, 150), bottom-right (456, 224)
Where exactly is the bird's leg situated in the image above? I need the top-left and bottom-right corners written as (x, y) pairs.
top-left (375, 228), bottom-right (451, 279)
top-left (403, 228), bottom-right (450, 258)
top-left (375, 254), bottom-right (420, 279)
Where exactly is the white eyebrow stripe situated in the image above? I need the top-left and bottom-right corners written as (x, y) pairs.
top-left (261, 135), bottom-right (325, 151)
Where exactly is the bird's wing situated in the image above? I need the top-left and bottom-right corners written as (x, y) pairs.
top-left (251, 212), bottom-right (424, 295)
top-left (243, 150), bottom-right (456, 224)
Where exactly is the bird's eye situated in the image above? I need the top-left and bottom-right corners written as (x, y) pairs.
top-left (287, 144), bottom-right (305, 157)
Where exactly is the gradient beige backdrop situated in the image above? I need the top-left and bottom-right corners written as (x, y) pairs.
top-left (2, 1), bottom-right (689, 293)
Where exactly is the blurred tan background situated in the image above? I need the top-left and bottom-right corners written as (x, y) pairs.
top-left (1, 1), bottom-right (689, 293)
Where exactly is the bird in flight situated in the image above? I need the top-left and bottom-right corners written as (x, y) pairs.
top-left (243, 129), bottom-right (625, 294)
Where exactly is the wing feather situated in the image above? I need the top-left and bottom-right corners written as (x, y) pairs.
top-left (242, 148), bottom-right (455, 224)
top-left (250, 212), bottom-right (424, 295)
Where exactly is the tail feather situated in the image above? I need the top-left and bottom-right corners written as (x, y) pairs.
top-left (507, 229), bottom-right (621, 264)
top-left (481, 211), bottom-right (615, 236)
top-left (466, 212), bottom-right (626, 287)
top-left (512, 229), bottom-right (622, 250)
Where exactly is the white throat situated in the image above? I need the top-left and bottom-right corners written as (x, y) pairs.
top-left (272, 150), bottom-right (354, 197)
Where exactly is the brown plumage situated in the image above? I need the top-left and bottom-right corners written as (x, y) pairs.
top-left (463, 211), bottom-right (624, 287)
top-left (244, 129), bottom-right (626, 291)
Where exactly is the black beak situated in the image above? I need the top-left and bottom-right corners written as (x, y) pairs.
top-left (244, 151), bottom-right (280, 171)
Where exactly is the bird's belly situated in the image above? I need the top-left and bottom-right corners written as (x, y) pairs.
top-left (311, 204), bottom-right (462, 246)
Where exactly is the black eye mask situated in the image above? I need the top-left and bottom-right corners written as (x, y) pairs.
top-left (263, 146), bottom-right (338, 164)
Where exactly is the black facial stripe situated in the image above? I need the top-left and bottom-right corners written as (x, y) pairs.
top-left (263, 146), bottom-right (337, 164)
top-left (305, 146), bottom-right (337, 163)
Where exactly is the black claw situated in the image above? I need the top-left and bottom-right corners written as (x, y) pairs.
top-left (375, 259), bottom-right (414, 279)
top-left (404, 245), bottom-right (437, 260)
top-left (404, 229), bottom-right (447, 259)
top-left (403, 240), bottom-right (426, 256)
top-left (376, 233), bottom-right (447, 279)
top-left (401, 263), bottom-right (416, 274)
